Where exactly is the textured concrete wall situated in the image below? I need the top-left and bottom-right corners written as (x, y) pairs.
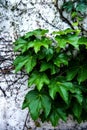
top-left (0, 0), bottom-right (87, 130)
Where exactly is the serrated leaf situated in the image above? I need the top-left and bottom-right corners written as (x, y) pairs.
top-left (66, 67), bottom-right (78, 81)
top-left (45, 48), bottom-right (54, 61)
top-left (28, 71), bottom-right (50, 91)
top-left (29, 97), bottom-right (42, 120)
top-left (14, 56), bottom-right (29, 72)
top-left (48, 80), bottom-right (58, 99)
top-left (57, 108), bottom-right (67, 121)
top-left (22, 90), bottom-right (38, 109)
top-left (76, 3), bottom-right (87, 13)
top-left (22, 90), bottom-right (51, 120)
top-left (40, 61), bottom-right (56, 75)
top-left (14, 44), bottom-right (24, 51)
top-left (53, 28), bottom-right (77, 35)
top-left (48, 79), bottom-right (72, 104)
top-left (73, 93), bottom-right (83, 105)
top-left (63, 1), bottom-right (73, 12)
top-left (72, 102), bottom-right (82, 118)
top-left (78, 37), bottom-right (87, 46)
top-left (55, 33), bottom-right (79, 49)
top-left (27, 37), bottom-right (52, 53)
top-left (24, 29), bottom-right (49, 39)
top-left (67, 34), bottom-right (79, 49)
top-left (14, 38), bottom-right (28, 52)
top-left (25, 56), bottom-right (37, 73)
top-left (78, 66), bottom-right (87, 84)
top-left (67, 63), bottom-right (87, 84)
top-left (14, 37), bottom-right (27, 45)
top-left (49, 108), bottom-right (66, 126)
top-left (57, 82), bottom-right (69, 104)
top-left (55, 35), bottom-right (67, 48)
top-left (14, 55), bottom-right (36, 73)
top-left (38, 47), bottom-right (54, 61)
top-left (54, 53), bottom-right (68, 67)
top-left (49, 109), bottom-right (60, 126)
top-left (41, 94), bottom-right (51, 117)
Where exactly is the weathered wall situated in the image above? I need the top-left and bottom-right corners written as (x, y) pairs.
top-left (0, 0), bottom-right (87, 130)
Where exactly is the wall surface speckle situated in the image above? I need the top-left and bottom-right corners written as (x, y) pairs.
top-left (0, 0), bottom-right (87, 130)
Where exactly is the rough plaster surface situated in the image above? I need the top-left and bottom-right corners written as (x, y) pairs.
top-left (0, 0), bottom-right (87, 130)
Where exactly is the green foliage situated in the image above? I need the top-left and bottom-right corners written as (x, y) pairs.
top-left (63, 0), bottom-right (87, 14)
top-left (13, 28), bottom-right (87, 126)
top-left (62, 0), bottom-right (87, 29)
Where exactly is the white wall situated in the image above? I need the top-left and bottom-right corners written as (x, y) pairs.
top-left (0, 0), bottom-right (87, 130)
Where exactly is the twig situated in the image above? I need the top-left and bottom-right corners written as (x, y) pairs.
top-left (38, 12), bottom-right (60, 30)
top-left (0, 87), bottom-right (6, 97)
top-left (55, 0), bottom-right (74, 29)
top-left (22, 112), bottom-right (29, 130)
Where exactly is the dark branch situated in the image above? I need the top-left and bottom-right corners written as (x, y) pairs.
top-left (0, 87), bottom-right (6, 97)
top-left (38, 12), bottom-right (60, 30)
top-left (55, 0), bottom-right (74, 30)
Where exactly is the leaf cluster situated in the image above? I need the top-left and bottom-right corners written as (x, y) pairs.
top-left (62, 0), bottom-right (87, 29)
top-left (63, 0), bottom-right (87, 14)
top-left (13, 28), bottom-right (87, 126)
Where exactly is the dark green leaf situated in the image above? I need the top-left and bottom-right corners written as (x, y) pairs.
top-left (14, 56), bottom-right (29, 72)
top-left (67, 34), bottom-right (79, 49)
top-left (24, 29), bottom-right (49, 39)
top-left (55, 35), bottom-right (67, 48)
top-left (25, 56), bottom-right (37, 73)
top-left (48, 79), bottom-right (73, 104)
top-left (41, 94), bottom-right (51, 117)
top-left (27, 37), bottom-right (52, 53)
top-left (40, 61), bottom-right (56, 74)
top-left (76, 3), bottom-right (87, 13)
top-left (72, 102), bottom-right (82, 118)
top-left (49, 108), bottom-right (66, 126)
top-left (54, 53), bottom-right (68, 67)
top-left (22, 90), bottom-right (51, 120)
top-left (49, 109), bottom-right (60, 126)
top-left (78, 37), bottom-right (87, 46)
top-left (78, 66), bottom-right (87, 84)
top-left (63, 1), bottom-right (74, 12)
top-left (66, 67), bottom-right (78, 81)
top-left (28, 71), bottom-right (50, 91)
top-left (57, 82), bottom-right (69, 104)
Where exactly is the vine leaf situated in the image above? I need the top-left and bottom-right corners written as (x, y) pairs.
top-left (22, 90), bottom-right (51, 120)
top-left (78, 37), bottom-right (87, 46)
top-left (62, 1), bottom-right (73, 12)
top-left (14, 56), bottom-right (29, 72)
top-left (24, 29), bottom-right (49, 39)
top-left (27, 37), bottom-right (52, 53)
top-left (77, 66), bottom-right (87, 84)
top-left (14, 38), bottom-right (28, 52)
top-left (49, 108), bottom-right (66, 126)
top-left (72, 102), bottom-right (82, 119)
top-left (14, 55), bottom-right (36, 73)
top-left (25, 56), bottom-right (37, 73)
top-left (54, 53), bottom-right (68, 67)
top-left (76, 3), bottom-right (87, 13)
top-left (55, 33), bottom-right (79, 49)
top-left (48, 79), bottom-right (73, 104)
top-left (40, 61), bottom-right (56, 74)
top-left (55, 35), bottom-right (67, 48)
top-left (66, 65), bottom-right (87, 84)
top-left (66, 67), bottom-right (79, 81)
top-left (28, 71), bottom-right (50, 91)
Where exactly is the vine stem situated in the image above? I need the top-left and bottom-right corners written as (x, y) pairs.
top-left (22, 112), bottom-right (29, 130)
top-left (55, 0), bottom-right (74, 30)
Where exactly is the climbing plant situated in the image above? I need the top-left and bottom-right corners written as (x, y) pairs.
top-left (13, 27), bottom-right (87, 126)
top-left (13, 0), bottom-right (87, 127)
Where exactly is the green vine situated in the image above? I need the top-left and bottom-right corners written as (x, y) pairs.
top-left (13, 28), bottom-right (87, 126)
